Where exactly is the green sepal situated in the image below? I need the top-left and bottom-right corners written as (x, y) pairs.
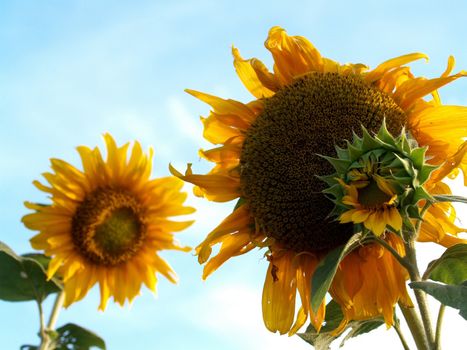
top-left (412, 186), bottom-right (434, 203)
top-left (376, 119), bottom-right (394, 144)
top-left (361, 127), bottom-right (381, 150)
top-left (406, 204), bottom-right (423, 220)
top-left (346, 140), bottom-right (364, 160)
top-left (316, 174), bottom-right (339, 187)
top-left (334, 145), bottom-right (348, 159)
top-left (419, 164), bottom-right (439, 185)
top-left (319, 155), bottom-right (351, 174)
top-left (322, 184), bottom-right (343, 198)
top-left (410, 147), bottom-right (427, 170)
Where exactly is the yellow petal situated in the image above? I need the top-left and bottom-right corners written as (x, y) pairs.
top-left (365, 53), bottom-right (428, 83)
top-left (169, 164), bottom-right (240, 202)
top-left (387, 208), bottom-right (403, 231)
top-left (232, 47), bottom-right (275, 98)
top-left (265, 26), bottom-right (324, 83)
top-left (262, 251), bottom-right (297, 335)
top-left (340, 210), bottom-right (357, 223)
top-left (186, 89), bottom-right (255, 122)
top-left (351, 209), bottom-right (371, 223)
top-left (203, 232), bottom-right (253, 279)
top-left (396, 71), bottom-right (467, 110)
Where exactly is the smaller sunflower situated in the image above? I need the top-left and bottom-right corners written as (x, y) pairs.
top-left (23, 134), bottom-right (194, 309)
top-left (339, 180), bottom-right (401, 236)
top-left (321, 122), bottom-right (437, 237)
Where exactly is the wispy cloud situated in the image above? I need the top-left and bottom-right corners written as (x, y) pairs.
top-left (178, 282), bottom-right (310, 350)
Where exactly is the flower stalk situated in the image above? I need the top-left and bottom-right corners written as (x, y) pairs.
top-left (434, 304), bottom-right (446, 350)
top-left (393, 316), bottom-right (411, 350)
top-left (38, 291), bottom-right (65, 350)
top-left (403, 234), bottom-right (436, 350)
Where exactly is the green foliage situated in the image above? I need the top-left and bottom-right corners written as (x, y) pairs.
top-left (410, 281), bottom-right (467, 320)
top-left (426, 244), bottom-right (467, 285)
top-left (0, 241), bottom-right (62, 303)
top-left (54, 324), bottom-right (106, 350)
top-left (298, 300), bottom-right (384, 350)
top-left (21, 324), bottom-right (106, 350)
top-left (310, 233), bottom-right (362, 313)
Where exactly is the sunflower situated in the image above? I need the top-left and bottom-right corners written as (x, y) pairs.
top-left (171, 27), bottom-right (467, 334)
top-left (339, 180), bottom-right (402, 237)
top-left (23, 134), bottom-right (194, 309)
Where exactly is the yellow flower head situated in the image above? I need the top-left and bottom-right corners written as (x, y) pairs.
top-left (171, 27), bottom-right (467, 334)
top-left (339, 180), bottom-right (402, 236)
top-left (23, 134), bottom-right (194, 309)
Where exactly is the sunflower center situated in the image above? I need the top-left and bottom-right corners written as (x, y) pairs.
top-left (72, 188), bottom-right (146, 266)
top-left (358, 180), bottom-right (393, 208)
top-left (240, 72), bottom-right (406, 252)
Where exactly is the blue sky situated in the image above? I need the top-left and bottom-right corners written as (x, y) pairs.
top-left (1, 1), bottom-right (466, 349)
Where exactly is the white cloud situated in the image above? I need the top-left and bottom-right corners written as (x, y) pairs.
top-left (179, 282), bottom-right (310, 350)
top-left (167, 96), bottom-right (204, 146)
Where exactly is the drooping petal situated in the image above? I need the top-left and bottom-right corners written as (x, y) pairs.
top-left (262, 251), bottom-right (297, 335)
top-left (265, 26), bottom-right (324, 84)
top-left (169, 163), bottom-right (241, 202)
top-left (232, 47), bottom-right (276, 98)
top-left (365, 53), bottom-right (428, 83)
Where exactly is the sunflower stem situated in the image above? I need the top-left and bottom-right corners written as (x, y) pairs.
top-left (403, 237), bottom-right (436, 350)
top-left (394, 316), bottom-right (411, 350)
top-left (38, 291), bottom-right (65, 350)
top-left (398, 303), bottom-right (428, 350)
top-left (434, 304), bottom-right (445, 350)
top-left (36, 300), bottom-right (47, 347)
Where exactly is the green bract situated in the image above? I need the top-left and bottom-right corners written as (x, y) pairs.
top-left (319, 121), bottom-right (438, 232)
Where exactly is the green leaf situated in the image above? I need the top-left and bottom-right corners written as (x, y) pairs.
top-left (22, 253), bottom-right (52, 270)
top-left (426, 244), bottom-right (467, 285)
top-left (410, 281), bottom-right (467, 320)
top-left (0, 241), bottom-right (62, 303)
top-left (310, 233), bottom-right (361, 313)
top-left (339, 318), bottom-right (384, 347)
top-left (433, 194), bottom-right (467, 204)
top-left (51, 323), bottom-right (106, 350)
top-left (298, 301), bottom-right (343, 349)
top-left (298, 300), bottom-right (384, 349)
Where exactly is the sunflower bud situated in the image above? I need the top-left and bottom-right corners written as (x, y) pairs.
top-left (320, 120), bottom-right (438, 236)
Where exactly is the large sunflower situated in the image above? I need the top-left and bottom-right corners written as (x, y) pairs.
top-left (23, 134), bottom-right (194, 309)
top-left (171, 27), bottom-right (467, 334)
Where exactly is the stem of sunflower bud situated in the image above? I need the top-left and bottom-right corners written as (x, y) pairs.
top-left (403, 236), bottom-right (436, 350)
top-left (38, 291), bottom-right (65, 350)
top-left (398, 302), bottom-right (427, 350)
top-left (36, 301), bottom-right (46, 347)
top-left (393, 316), bottom-right (411, 350)
top-left (434, 304), bottom-right (445, 350)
